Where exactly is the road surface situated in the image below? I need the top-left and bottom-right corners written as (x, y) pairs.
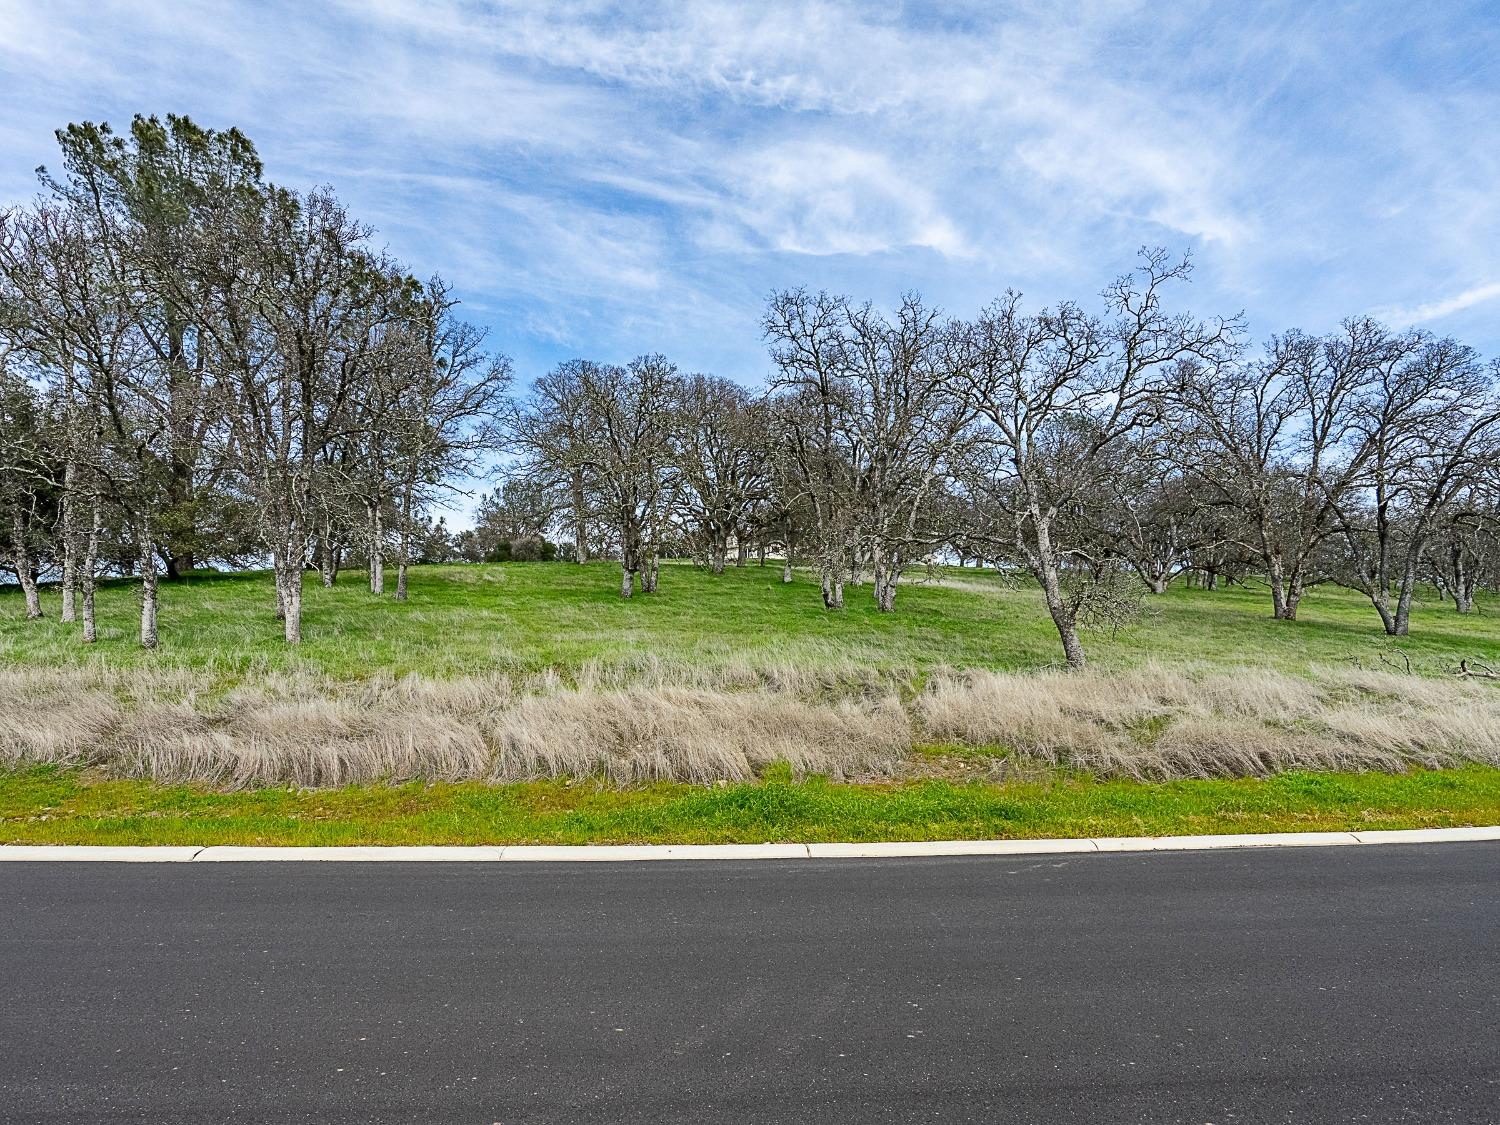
top-left (3, 844), bottom-right (1497, 1123)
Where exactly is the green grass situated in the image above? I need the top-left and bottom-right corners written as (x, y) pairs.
top-left (4, 764), bottom-right (1497, 845)
top-left (5, 562), bottom-right (1499, 844)
top-left (2, 560), bottom-right (1496, 683)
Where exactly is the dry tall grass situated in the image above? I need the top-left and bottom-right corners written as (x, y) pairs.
top-left (3, 661), bottom-right (1497, 788)
top-left (916, 664), bottom-right (1500, 779)
top-left (0, 665), bottom-right (909, 787)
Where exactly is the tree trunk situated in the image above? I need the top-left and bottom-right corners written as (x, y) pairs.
top-left (1363, 519), bottom-right (1402, 635)
top-left (709, 531), bottom-right (727, 575)
top-left (368, 502), bottom-right (384, 595)
top-left (394, 533), bottom-right (410, 602)
top-left (137, 522), bottom-right (159, 649)
top-left (757, 542), bottom-right (766, 567)
top-left (1045, 600), bottom-right (1087, 669)
top-left (782, 528), bottom-right (795, 583)
top-left (1280, 574), bottom-right (1304, 621)
top-left (620, 565), bottom-right (635, 598)
top-left (1147, 575), bottom-right (1168, 595)
top-left (735, 537), bottom-right (748, 567)
top-left (1450, 549), bottom-right (1474, 613)
top-left (1267, 555), bottom-right (1301, 620)
top-left (81, 502), bottom-right (100, 644)
top-left (278, 561), bottom-right (302, 644)
top-left (1032, 518), bottom-right (1086, 668)
top-left (1037, 570), bottom-right (1086, 668)
top-left (1390, 556), bottom-right (1418, 636)
top-left (10, 506), bottom-right (43, 619)
top-left (819, 558), bottom-right (844, 609)
top-left (60, 459), bottom-right (78, 622)
top-left (642, 552), bottom-right (659, 593)
top-left (572, 469), bottom-right (589, 564)
top-left (872, 545), bottom-right (899, 612)
top-left (319, 512), bottom-right (337, 587)
top-left (1372, 597), bottom-right (1397, 636)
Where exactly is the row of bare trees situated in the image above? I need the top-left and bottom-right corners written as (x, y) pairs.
top-left (0, 115), bottom-right (508, 645)
top-left (507, 252), bottom-right (1500, 667)
top-left (5, 117), bottom-right (1499, 669)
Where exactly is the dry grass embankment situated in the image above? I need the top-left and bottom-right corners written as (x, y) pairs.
top-left (4, 661), bottom-right (1499, 789)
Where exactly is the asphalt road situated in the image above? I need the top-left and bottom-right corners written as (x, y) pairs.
top-left (3, 845), bottom-right (1497, 1124)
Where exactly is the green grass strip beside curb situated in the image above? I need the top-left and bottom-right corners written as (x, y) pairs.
top-left (5, 765), bottom-right (1499, 847)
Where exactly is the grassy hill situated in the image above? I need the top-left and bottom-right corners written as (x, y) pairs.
top-left (3, 559), bottom-right (1498, 682)
top-left (4, 561), bottom-right (1500, 845)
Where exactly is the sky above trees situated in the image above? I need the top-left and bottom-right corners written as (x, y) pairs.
top-left (2, 0), bottom-right (1496, 385)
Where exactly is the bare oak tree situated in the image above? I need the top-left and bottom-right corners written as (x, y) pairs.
top-left (953, 251), bottom-right (1235, 666)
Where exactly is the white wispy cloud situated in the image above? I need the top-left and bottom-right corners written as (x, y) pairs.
top-left (1375, 282), bottom-right (1500, 327)
top-left (2, 0), bottom-right (1498, 380)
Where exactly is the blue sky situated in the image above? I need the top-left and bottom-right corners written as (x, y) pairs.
top-left (3, 0), bottom-right (1498, 386)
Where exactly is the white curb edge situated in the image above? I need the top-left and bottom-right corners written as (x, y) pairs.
top-left (2, 826), bottom-right (1497, 862)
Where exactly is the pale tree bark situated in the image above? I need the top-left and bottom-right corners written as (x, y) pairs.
top-left (571, 468), bottom-right (589, 563)
top-left (367, 502), bottom-right (384, 594)
top-left (1266, 552), bottom-right (1305, 621)
top-left (80, 499), bottom-right (100, 644)
top-left (318, 510), bottom-right (337, 587)
top-left (819, 558), bottom-right (845, 609)
top-left (1449, 544), bottom-right (1476, 613)
top-left (871, 543), bottom-right (900, 613)
top-left (276, 560), bottom-right (302, 644)
top-left (1028, 513), bottom-right (1087, 669)
top-left (1391, 555), bottom-right (1419, 635)
top-left (1039, 576), bottom-right (1087, 667)
top-left (137, 518), bottom-right (160, 649)
top-left (269, 525), bottom-right (308, 644)
top-left (9, 505), bottom-right (42, 619)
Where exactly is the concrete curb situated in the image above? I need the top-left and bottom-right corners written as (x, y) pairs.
top-left (3, 826), bottom-right (1498, 861)
top-left (193, 846), bottom-right (506, 862)
top-left (0, 845), bottom-right (207, 862)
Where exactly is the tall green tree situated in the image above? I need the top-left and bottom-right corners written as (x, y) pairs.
top-left (41, 114), bottom-right (264, 578)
